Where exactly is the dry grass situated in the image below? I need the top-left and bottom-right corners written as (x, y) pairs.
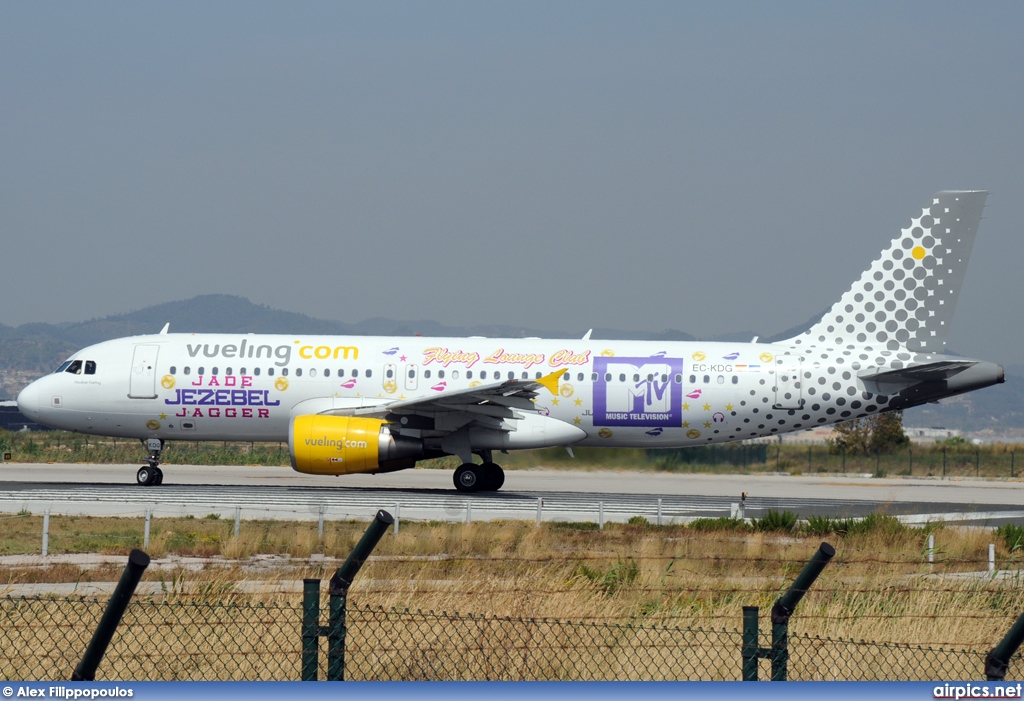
top-left (1, 514), bottom-right (1022, 652)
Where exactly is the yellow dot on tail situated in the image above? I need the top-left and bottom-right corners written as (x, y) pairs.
top-left (912, 246), bottom-right (926, 260)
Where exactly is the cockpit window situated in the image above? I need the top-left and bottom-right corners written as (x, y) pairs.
top-left (84, 361), bottom-right (96, 375)
top-left (65, 360), bottom-right (83, 375)
top-left (54, 361), bottom-right (73, 374)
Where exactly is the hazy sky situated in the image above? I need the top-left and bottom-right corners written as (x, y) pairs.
top-left (2, 2), bottom-right (1023, 364)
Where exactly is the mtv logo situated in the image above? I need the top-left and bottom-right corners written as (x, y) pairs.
top-left (593, 356), bottom-right (683, 427)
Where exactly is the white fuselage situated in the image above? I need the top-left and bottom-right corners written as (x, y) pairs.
top-left (15, 332), bottom-right (989, 449)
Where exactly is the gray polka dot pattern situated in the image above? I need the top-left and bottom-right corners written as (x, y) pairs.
top-left (796, 191), bottom-right (987, 353)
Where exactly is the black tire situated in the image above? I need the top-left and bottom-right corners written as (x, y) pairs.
top-left (137, 466), bottom-right (153, 486)
top-left (480, 462), bottom-right (504, 491)
top-left (454, 463), bottom-right (481, 492)
top-left (154, 467), bottom-right (164, 486)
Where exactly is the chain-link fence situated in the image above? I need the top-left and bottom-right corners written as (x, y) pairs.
top-left (2, 596), bottom-right (1021, 681)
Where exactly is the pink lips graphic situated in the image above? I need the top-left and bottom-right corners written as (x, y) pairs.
top-left (340, 379), bottom-right (357, 389)
top-left (686, 389), bottom-right (702, 399)
top-left (431, 382), bottom-right (447, 392)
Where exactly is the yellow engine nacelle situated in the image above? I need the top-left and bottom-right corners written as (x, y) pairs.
top-left (289, 415), bottom-right (421, 475)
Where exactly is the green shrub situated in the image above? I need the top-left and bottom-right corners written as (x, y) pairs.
top-left (687, 517), bottom-right (749, 532)
top-left (755, 509), bottom-right (798, 533)
top-left (996, 523), bottom-right (1024, 553)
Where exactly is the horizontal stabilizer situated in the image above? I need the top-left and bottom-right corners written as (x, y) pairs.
top-left (859, 360), bottom-right (976, 394)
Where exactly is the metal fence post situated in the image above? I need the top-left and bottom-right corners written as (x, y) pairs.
top-left (394, 503), bottom-right (400, 536)
top-left (987, 611), bottom-right (1024, 680)
top-left (72, 549), bottom-right (150, 681)
top-left (536, 498), bottom-right (542, 526)
top-left (943, 448), bottom-right (947, 478)
top-left (770, 542), bottom-right (836, 681)
top-left (42, 509), bottom-right (50, 557)
top-left (302, 579), bottom-right (321, 681)
top-left (598, 501), bottom-right (604, 530)
top-left (657, 498), bottom-right (663, 527)
top-left (327, 510), bottom-right (393, 681)
top-left (234, 506), bottom-right (241, 538)
top-left (318, 505), bottom-right (325, 540)
top-left (909, 447), bottom-right (913, 476)
top-left (144, 508), bottom-right (151, 549)
top-left (928, 533), bottom-right (935, 564)
top-left (742, 606), bottom-right (759, 680)
top-left (1012, 451), bottom-right (1016, 479)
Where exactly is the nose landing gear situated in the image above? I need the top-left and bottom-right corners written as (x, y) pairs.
top-left (137, 438), bottom-right (165, 486)
top-left (453, 461), bottom-right (505, 492)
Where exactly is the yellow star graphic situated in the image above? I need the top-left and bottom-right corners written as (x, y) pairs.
top-left (574, 398), bottom-right (582, 406)
top-left (682, 421), bottom-right (690, 428)
top-left (159, 413), bottom-right (167, 420)
top-left (725, 403), bottom-right (734, 411)
top-left (573, 416), bottom-right (581, 425)
top-left (682, 402), bottom-right (690, 411)
top-left (704, 421), bottom-right (711, 428)
top-left (551, 397), bottom-right (560, 405)
top-left (702, 403), bottom-right (711, 411)
top-left (399, 394), bottom-right (407, 400)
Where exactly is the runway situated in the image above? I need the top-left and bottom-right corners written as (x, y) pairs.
top-left (1, 463), bottom-right (1023, 525)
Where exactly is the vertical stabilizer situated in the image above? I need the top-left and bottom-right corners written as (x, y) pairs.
top-left (791, 190), bottom-right (986, 353)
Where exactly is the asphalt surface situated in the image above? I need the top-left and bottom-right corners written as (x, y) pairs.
top-left (1, 463), bottom-right (1023, 525)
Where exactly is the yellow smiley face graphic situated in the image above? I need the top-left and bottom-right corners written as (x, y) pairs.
top-left (686, 429), bottom-right (701, 440)
top-left (275, 377), bottom-right (290, 391)
top-left (600, 349), bottom-right (616, 357)
top-left (383, 380), bottom-right (397, 394)
top-left (161, 375), bottom-right (176, 389)
top-left (146, 420), bottom-right (161, 431)
top-left (560, 383), bottom-right (575, 398)
top-left (692, 351), bottom-right (706, 361)
top-left (598, 428), bottom-right (613, 439)
top-left (760, 352), bottom-right (774, 363)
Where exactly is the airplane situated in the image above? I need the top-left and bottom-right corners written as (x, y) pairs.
top-left (16, 190), bottom-right (1004, 492)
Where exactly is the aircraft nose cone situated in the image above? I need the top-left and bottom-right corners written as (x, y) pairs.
top-left (17, 382), bottom-right (40, 420)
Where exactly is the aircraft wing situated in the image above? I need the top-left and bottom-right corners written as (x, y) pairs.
top-left (378, 369), bottom-right (563, 431)
top-left (859, 360), bottom-right (977, 395)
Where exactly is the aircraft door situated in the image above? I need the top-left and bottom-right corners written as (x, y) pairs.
top-left (128, 344), bottom-right (160, 399)
top-left (404, 364), bottom-right (419, 391)
top-left (773, 353), bottom-right (804, 409)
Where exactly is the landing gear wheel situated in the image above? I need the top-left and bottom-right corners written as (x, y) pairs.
top-left (480, 462), bottom-right (505, 491)
top-left (137, 466), bottom-right (156, 486)
top-left (153, 467), bottom-right (164, 485)
top-left (454, 463), bottom-right (482, 493)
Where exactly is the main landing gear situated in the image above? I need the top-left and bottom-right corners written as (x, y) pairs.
top-left (137, 438), bottom-right (164, 486)
top-left (453, 461), bottom-right (505, 493)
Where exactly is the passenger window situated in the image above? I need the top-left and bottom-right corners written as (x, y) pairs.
top-left (592, 373), bottom-right (598, 381)
top-left (365, 369), bottom-right (372, 378)
top-left (732, 376), bottom-right (739, 384)
top-left (703, 375), bottom-right (710, 384)
top-left (633, 374), bottom-right (640, 382)
top-left (267, 368), bottom-right (274, 376)
top-left (296, 369), bottom-right (304, 377)
top-left (309, 369), bottom-right (317, 378)
top-left (184, 367), bottom-right (191, 376)
top-left (452, 370), bottom-right (459, 379)
top-left (577, 373), bottom-right (584, 382)
top-left (424, 370), bottom-right (432, 379)
top-left (239, 367), bottom-right (246, 375)
top-left (535, 372), bottom-right (542, 379)
top-left (619, 374), bottom-right (626, 382)
top-left (605, 373), bottom-right (612, 382)
top-left (386, 368), bottom-right (394, 378)
top-left (66, 360), bottom-right (82, 374)
top-left (253, 368), bottom-right (260, 376)
top-left (212, 367), bottom-right (219, 375)
top-left (466, 371), bottom-right (473, 379)
top-left (408, 369), bottom-right (415, 379)
top-left (198, 367), bottom-right (205, 375)
top-left (717, 375), bottom-right (725, 384)
top-left (674, 374), bottom-right (682, 384)
top-left (169, 366), bottom-right (176, 375)
top-left (646, 374), bottom-right (653, 382)
top-left (353, 369), bottom-right (360, 378)
top-left (661, 374), bottom-right (668, 383)
top-left (689, 375), bottom-right (696, 384)
top-left (508, 371), bottom-right (515, 380)
top-left (225, 367), bottom-right (232, 375)
top-left (563, 372), bottom-right (570, 380)
top-left (521, 372), bottom-right (528, 380)
top-left (439, 370), bottom-right (445, 379)
top-left (282, 368), bottom-right (289, 377)
top-left (85, 361), bottom-right (97, 375)
top-left (324, 369), bottom-right (330, 377)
